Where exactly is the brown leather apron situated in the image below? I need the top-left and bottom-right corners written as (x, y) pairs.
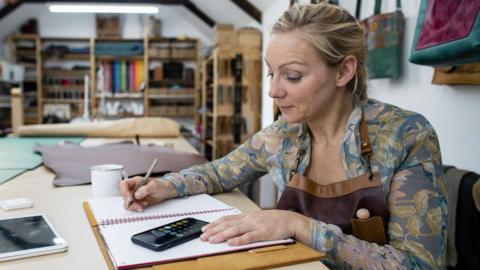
top-left (277, 118), bottom-right (390, 244)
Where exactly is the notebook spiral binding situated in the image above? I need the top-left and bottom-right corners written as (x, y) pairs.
top-left (98, 207), bottom-right (238, 226)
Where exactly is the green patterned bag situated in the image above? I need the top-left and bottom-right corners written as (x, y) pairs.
top-left (358, 0), bottom-right (405, 79)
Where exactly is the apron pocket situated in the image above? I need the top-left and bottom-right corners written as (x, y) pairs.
top-left (351, 216), bottom-right (387, 245)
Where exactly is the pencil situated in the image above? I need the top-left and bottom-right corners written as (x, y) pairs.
top-left (127, 158), bottom-right (158, 208)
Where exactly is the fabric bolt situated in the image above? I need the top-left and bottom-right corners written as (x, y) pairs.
top-left (161, 99), bottom-right (448, 269)
top-left (444, 168), bottom-right (469, 267)
top-left (35, 141), bottom-right (207, 187)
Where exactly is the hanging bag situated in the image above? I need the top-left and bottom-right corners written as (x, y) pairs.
top-left (409, 0), bottom-right (480, 66)
top-left (358, 0), bottom-right (405, 79)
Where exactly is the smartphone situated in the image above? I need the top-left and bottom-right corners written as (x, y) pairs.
top-left (131, 217), bottom-right (209, 251)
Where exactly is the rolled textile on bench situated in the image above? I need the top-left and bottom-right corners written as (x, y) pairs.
top-left (17, 117), bottom-right (180, 138)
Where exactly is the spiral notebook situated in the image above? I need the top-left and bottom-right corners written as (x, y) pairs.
top-left (85, 194), bottom-right (294, 270)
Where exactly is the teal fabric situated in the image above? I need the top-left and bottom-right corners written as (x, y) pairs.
top-left (95, 42), bottom-right (144, 56)
top-left (0, 137), bottom-right (84, 170)
top-left (0, 169), bottom-right (25, 184)
top-left (409, 0), bottom-right (480, 66)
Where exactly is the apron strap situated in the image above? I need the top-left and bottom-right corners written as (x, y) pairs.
top-left (289, 117), bottom-right (375, 181)
top-left (359, 118), bottom-right (375, 180)
top-left (360, 117), bottom-right (372, 155)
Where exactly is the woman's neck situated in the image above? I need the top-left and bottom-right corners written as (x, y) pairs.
top-left (307, 93), bottom-right (354, 147)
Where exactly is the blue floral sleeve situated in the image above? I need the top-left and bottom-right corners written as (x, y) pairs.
top-left (161, 121), bottom-right (283, 196)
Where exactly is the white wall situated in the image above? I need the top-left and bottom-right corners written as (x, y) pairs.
top-left (260, 0), bottom-right (480, 175)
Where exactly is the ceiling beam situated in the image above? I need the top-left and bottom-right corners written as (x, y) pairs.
top-left (230, 0), bottom-right (261, 24)
top-left (182, 0), bottom-right (215, 27)
top-left (0, 0), bottom-right (22, 21)
top-left (0, 0), bottom-right (216, 28)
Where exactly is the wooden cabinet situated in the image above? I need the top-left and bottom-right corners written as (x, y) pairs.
top-left (202, 47), bottom-right (261, 160)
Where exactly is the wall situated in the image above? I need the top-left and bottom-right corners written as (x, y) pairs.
top-left (261, 0), bottom-right (480, 175)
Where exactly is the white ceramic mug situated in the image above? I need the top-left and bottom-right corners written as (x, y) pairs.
top-left (90, 164), bottom-right (128, 197)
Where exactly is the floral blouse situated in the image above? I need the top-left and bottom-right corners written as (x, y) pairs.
top-left (163, 99), bottom-right (448, 269)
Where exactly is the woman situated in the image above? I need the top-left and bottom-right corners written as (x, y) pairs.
top-left (120, 4), bottom-right (447, 269)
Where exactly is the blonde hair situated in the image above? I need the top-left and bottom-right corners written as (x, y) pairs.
top-left (272, 3), bottom-right (367, 103)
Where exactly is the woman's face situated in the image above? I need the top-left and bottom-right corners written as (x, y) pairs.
top-left (266, 32), bottom-right (340, 124)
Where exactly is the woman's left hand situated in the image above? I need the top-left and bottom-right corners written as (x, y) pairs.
top-left (200, 210), bottom-right (309, 245)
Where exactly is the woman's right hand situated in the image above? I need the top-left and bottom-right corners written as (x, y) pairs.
top-left (119, 177), bottom-right (177, 212)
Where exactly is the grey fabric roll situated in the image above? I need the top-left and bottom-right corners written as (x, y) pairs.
top-left (34, 141), bottom-right (206, 187)
top-left (444, 168), bottom-right (469, 267)
top-left (473, 178), bottom-right (480, 212)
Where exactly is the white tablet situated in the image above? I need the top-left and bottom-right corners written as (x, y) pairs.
top-left (0, 214), bottom-right (68, 262)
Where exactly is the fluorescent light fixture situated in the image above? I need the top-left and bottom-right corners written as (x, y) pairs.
top-left (49, 4), bottom-right (159, 14)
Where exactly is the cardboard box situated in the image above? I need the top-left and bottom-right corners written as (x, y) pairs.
top-left (158, 48), bottom-right (170, 58)
top-left (153, 67), bottom-right (163, 81)
top-left (237, 28), bottom-right (262, 48)
top-left (172, 48), bottom-right (196, 59)
top-left (213, 24), bottom-right (236, 47)
top-left (96, 15), bottom-right (120, 38)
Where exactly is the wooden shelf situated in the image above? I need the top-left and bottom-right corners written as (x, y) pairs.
top-left (149, 79), bottom-right (192, 84)
top-left (95, 55), bottom-right (143, 60)
top-left (148, 37), bottom-right (197, 44)
top-left (149, 56), bottom-right (196, 61)
top-left (10, 34), bottom-right (38, 40)
top-left (43, 69), bottom-right (89, 76)
top-left (43, 85), bottom-right (84, 90)
top-left (95, 93), bottom-right (143, 99)
top-left (15, 49), bottom-right (36, 56)
top-left (42, 37), bottom-right (90, 42)
top-left (148, 94), bottom-right (194, 100)
top-left (96, 38), bottom-right (144, 42)
top-left (21, 63), bottom-right (37, 68)
top-left (42, 53), bottom-right (90, 61)
top-left (42, 98), bottom-right (83, 103)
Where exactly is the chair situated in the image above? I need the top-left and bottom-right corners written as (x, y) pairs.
top-left (443, 165), bottom-right (480, 270)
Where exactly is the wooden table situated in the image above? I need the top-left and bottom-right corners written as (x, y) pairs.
top-left (0, 137), bottom-right (327, 270)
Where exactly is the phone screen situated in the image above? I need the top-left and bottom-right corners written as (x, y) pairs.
top-left (131, 217), bottom-right (209, 251)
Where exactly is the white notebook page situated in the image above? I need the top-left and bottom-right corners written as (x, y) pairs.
top-left (88, 194), bottom-right (293, 269)
top-left (88, 194), bottom-right (238, 225)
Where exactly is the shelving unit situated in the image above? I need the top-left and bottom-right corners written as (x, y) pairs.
top-left (0, 81), bottom-right (13, 135)
top-left (202, 46), bottom-right (262, 160)
top-left (40, 37), bottom-right (92, 122)
top-left (8, 35), bottom-right (201, 123)
top-left (145, 37), bottom-right (200, 119)
top-left (8, 34), bottom-right (41, 124)
top-left (93, 38), bottom-right (146, 118)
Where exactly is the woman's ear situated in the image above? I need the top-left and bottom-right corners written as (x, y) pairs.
top-left (336, 55), bottom-right (357, 88)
